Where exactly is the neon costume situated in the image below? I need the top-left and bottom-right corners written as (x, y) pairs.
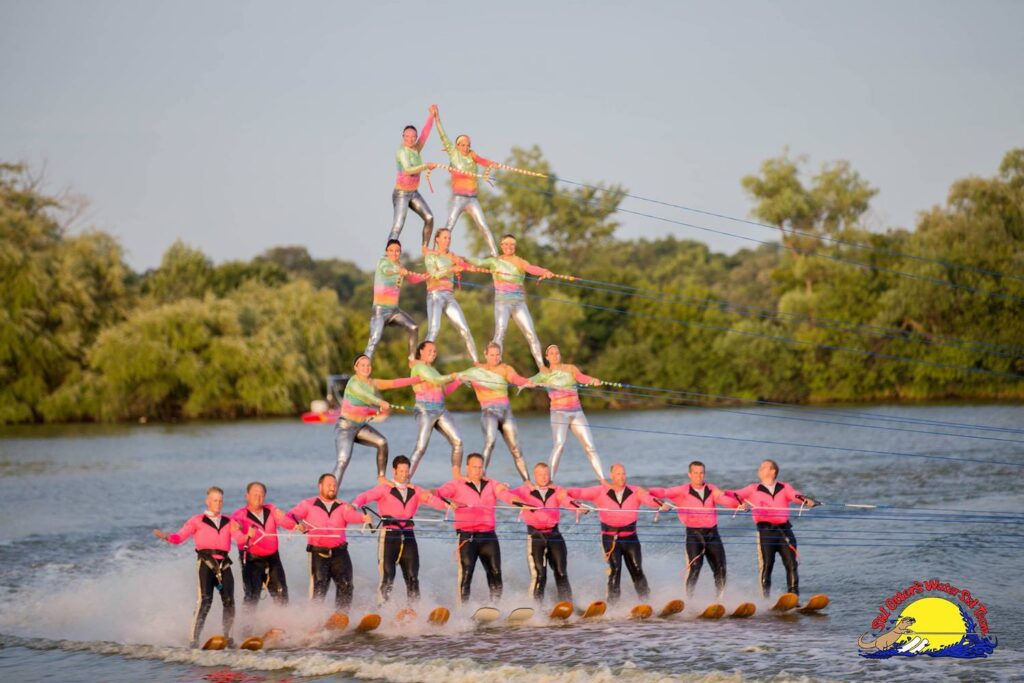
top-left (390, 112), bottom-right (435, 248)
top-left (286, 496), bottom-right (366, 609)
top-left (432, 478), bottom-right (519, 602)
top-left (457, 364), bottom-right (531, 481)
top-left (508, 483), bottom-right (577, 603)
top-left (230, 503), bottom-right (296, 607)
top-left (334, 375), bottom-right (419, 484)
top-left (365, 256), bottom-right (427, 361)
top-left (647, 484), bottom-right (739, 599)
top-left (409, 361), bottom-right (464, 477)
top-left (424, 249), bottom-right (479, 361)
top-left (434, 110), bottom-right (500, 256)
top-left (729, 480), bottom-right (812, 597)
top-left (531, 365), bottom-right (605, 480)
top-left (566, 483), bottom-right (660, 603)
top-left (165, 512), bottom-right (247, 647)
top-left (353, 483), bottom-right (447, 603)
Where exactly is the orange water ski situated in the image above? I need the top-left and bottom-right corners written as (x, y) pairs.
top-left (355, 613), bottom-right (382, 632)
top-left (699, 603), bottom-right (725, 619)
top-left (729, 602), bottom-right (757, 618)
top-left (630, 604), bottom-right (654, 620)
top-left (324, 612), bottom-right (350, 631)
top-left (201, 635), bottom-right (228, 650)
top-left (239, 636), bottom-right (263, 651)
top-left (797, 594), bottom-right (830, 614)
top-left (427, 607), bottom-right (450, 625)
top-left (582, 601), bottom-right (607, 619)
top-left (549, 601), bottom-right (574, 620)
top-left (395, 607), bottom-right (417, 624)
top-left (658, 599), bottom-right (685, 618)
top-left (771, 592), bottom-right (799, 612)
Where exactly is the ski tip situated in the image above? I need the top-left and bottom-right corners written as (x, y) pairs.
top-left (324, 611), bottom-right (350, 631)
top-left (658, 598), bottom-right (685, 618)
top-left (473, 606), bottom-right (501, 624)
top-left (549, 601), bottom-right (574, 620)
top-left (427, 607), bottom-right (451, 625)
top-left (771, 592), bottom-right (800, 612)
top-left (507, 607), bottom-right (535, 624)
top-left (581, 600), bottom-right (607, 618)
top-left (730, 602), bottom-right (757, 618)
top-left (355, 613), bottom-right (382, 632)
top-left (629, 604), bottom-right (654, 620)
top-left (699, 603), bottom-right (726, 619)
top-left (239, 636), bottom-right (263, 651)
top-left (395, 607), bottom-right (417, 624)
top-left (797, 594), bottom-right (830, 613)
top-left (201, 635), bottom-right (228, 650)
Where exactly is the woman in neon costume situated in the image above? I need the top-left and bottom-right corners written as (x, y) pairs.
top-left (423, 228), bottom-right (481, 362)
top-left (456, 342), bottom-right (534, 482)
top-left (334, 354), bottom-right (423, 485)
top-left (431, 104), bottom-right (501, 257)
top-left (365, 239), bottom-right (427, 361)
top-left (466, 234), bottom-right (555, 372)
top-left (389, 106), bottom-right (438, 251)
top-left (530, 344), bottom-right (606, 482)
top-left (408, 340), bottom-right (464, 481)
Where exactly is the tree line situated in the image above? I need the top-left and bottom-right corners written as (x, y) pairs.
top-left (2, 148), bottom-right (1022, 424)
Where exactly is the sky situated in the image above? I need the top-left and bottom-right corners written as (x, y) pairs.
top-left (2, 0), bottom-right (1022, 272)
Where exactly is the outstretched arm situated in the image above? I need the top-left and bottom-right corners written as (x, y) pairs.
top-left (374, 376), bottom-right (423, 391)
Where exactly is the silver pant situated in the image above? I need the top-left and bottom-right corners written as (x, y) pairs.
top-left (389, 189), bottom-right (434, 248)
top-left (409, 407), bottom-right (464, 477)
top-left (493, 299), bottom-right (545, 370)
top-left (549, 410), bottom-right (605, 481)
top-left (365, 305), bottom-right (419, 360)
top-left (334, 418), bottom-right (388, 482)
top-left (445, 194), bottom-right (498, 257)
top-left (426, 290), bottom-right (479, 362)
top-left (481, 406), bottom-right (529, 481)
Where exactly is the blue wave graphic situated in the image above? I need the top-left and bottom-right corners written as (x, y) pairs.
top-left (860, 609), bottom-right (997, 659)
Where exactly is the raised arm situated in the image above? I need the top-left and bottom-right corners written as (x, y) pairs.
top-left (434, 107), bottom-right (454, 157)
top-left (415, 110), bottom-right (434, 151)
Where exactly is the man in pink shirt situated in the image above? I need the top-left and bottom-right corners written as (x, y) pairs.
top-left (730, 459), bottom-right (820, 598)
top-left (507, 462), bottom-right (581, 603)
top-left (648, 461), bottom-right (739, 600)
top-left (428, 452), bottom-right (520, 603)
top-left (567, 464), bottom-right (661, 603)
top-left (287, 473), bottom-right (370, 609)
top-left (154, 486), bottom-right (247, 647)
top-left (352, 455), bottom-right (448, 604)
top-left (230, 481), bottom-right (295, 609)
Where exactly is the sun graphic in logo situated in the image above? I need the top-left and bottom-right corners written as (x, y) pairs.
top-left (893, 597), bottom-right (967, 654)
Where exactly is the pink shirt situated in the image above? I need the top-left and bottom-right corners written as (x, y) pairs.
top-left (508, 483), bottom-right (578, 530)
top-left (647, 484), bottom-right (739, 529)
top-left (167, 513), bottom-right (247, 557)
top-left (566, 484), bottom-right (660, 531)
top-left (729, 481), bottom-right (805, 525)
top-left (230, 504), bottom-right (296, 557)
top-left (352, 484), bottom-right (447, 529)
top-left (434, 479), bottom-right (519, 532)
top-left (287, 496), bottom-right (366, 548)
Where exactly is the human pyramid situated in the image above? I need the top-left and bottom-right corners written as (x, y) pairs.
top-left (154, 105), bottom-right (822, 648)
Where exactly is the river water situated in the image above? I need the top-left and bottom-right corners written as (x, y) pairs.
top-left (0, 405), bottom-right (1021, 682)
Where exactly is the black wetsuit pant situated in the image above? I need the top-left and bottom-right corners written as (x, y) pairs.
top-left (756, 521), bottom-right (799, 597)
top-left (308, 544), bottom-right (353, 609)
top-left (601, 525), bottom-right (649, 603)
top-left (527, 525), bottom-right (571, 603)
top-left (240, 551), bottom-right (288, 606)
top-left (378, 527), bottom-right (419, 603)
top-left (684, 526), bottom-right (727, 598)
top-left (457, 530), bottom-right (502, 603)
top-left (190, 554), bottom-right (234, 647)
